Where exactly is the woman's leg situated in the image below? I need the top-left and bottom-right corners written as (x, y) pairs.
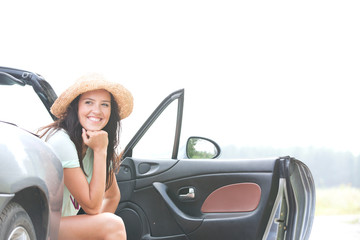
top-left (58, 212), bottom-right (126, 240)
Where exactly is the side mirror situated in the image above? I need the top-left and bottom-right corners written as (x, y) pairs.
top-left (186, 136), bottom-right (221, 159)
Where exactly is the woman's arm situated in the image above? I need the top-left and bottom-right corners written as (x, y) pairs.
top-left (100, 172), bottom-right (121, 213)
top-left (64, 129), bottom-right (108, 215)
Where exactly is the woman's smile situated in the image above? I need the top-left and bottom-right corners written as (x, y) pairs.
top-left (88, 116), bottom-right (102, 122)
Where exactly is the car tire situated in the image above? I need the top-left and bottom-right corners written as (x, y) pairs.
top-left (0, 202), bottom-right (37, 240)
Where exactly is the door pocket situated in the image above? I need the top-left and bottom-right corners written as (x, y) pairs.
top-left (201, 182), bottom-right (261, 213)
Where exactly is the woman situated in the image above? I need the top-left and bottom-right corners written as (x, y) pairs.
top-left (40, 73), bottom-right (133, 239)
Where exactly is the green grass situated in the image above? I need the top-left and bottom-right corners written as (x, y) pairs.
top-left (315, 185), bottom-right (360, 215)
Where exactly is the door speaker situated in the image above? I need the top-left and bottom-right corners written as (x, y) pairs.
top-left (116, 208), bottom-right (142, 240)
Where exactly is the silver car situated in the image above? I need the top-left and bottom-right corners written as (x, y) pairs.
top-left (0, 68), bottom-right (63, 240)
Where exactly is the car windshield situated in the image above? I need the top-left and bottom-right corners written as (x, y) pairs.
top-left (0, 84), bottom-right (53, 133)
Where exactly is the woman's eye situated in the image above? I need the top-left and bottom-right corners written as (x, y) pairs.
top-left (85, 101), bottom-right (93, 105)
top-left (102, 103), bottom-right (110, 107)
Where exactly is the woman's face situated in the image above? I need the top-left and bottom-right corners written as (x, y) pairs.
top-left (78, 89), bottom-right (111, 131)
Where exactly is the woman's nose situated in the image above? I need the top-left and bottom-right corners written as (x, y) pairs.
top-left (91, 103), bottom-right (101, 113)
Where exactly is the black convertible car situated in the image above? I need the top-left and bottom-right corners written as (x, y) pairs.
top-left (0, 66), bottom-right (315, 240)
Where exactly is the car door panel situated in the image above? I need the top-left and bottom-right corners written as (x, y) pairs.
top-left (116, 157), bottom-right (281, 240)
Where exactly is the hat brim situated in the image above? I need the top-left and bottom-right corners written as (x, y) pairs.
top-left (50, 73), bottom-right (133, 119)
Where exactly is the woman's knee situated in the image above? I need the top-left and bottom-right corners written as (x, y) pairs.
top-left (101, 213), bottom-right (126, 240)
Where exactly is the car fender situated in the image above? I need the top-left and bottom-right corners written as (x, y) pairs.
top-left (0, 122), bottom-right (63, 239)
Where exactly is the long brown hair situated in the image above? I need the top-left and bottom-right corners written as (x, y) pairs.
top-left (40, 93), bottom-right (121, 190)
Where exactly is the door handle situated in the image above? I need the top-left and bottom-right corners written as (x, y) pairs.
top-left (152, 182), bottom-right (202, 234)
top-left (179, 187), bottom-right (195, 200)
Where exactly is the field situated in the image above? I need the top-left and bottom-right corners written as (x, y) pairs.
top-left (315, 185), bottom-right (360, 215)
top-left (310, 186), bottom-right (360, 239)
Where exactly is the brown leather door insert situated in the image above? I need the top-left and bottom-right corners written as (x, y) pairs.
top-left (201, 182), bottom-right (261, 213)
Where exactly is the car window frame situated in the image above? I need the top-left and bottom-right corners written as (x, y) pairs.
top-left (0, 67), bottom-right (58, 120)
top-left (122, 89), bottom-right (184, 160)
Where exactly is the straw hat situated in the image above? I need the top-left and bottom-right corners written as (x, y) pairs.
top-left (50, 73), bottom-right (133, 119)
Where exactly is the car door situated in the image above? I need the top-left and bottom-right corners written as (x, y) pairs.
top-left (115, 89), bottom-right (315, 240)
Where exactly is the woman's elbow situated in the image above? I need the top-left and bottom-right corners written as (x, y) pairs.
top-left (85, 209), bottom-right (100, 215)
top-left (82, 202), bottom-right (103, 215)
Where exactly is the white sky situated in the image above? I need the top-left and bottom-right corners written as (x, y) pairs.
top-left (1, 0), bottom-right (360, 155)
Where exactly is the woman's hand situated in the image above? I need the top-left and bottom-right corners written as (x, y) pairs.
top-left (82, 128), bottom-right (108, 153)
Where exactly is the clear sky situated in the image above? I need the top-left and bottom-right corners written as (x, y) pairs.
top-left (1, 0), bottom-right (360, 155)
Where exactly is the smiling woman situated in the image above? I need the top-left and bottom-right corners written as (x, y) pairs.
top-left (38, 73), bottom-right (133, 240)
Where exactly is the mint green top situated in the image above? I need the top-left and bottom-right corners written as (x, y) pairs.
top-left (45, 129), bottom-right (94, 217)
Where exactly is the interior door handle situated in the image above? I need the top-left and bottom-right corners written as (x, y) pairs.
top-left (179, 187), bottom-right (195, 200)
top-left (153, 182), bottom-right (203, 234)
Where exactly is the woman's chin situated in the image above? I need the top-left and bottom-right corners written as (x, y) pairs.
top-left (83, 125), bottom-right (105, 131)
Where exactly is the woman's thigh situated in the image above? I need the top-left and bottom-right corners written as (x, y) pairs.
top-left (58, 213), bottom-right (126, 240)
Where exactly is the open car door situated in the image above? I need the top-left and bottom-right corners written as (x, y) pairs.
top-left (115, 89), bottom-right (315, 240)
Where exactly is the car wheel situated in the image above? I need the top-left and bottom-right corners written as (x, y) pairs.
top-left (0, 202), bottom-right (36, 240)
